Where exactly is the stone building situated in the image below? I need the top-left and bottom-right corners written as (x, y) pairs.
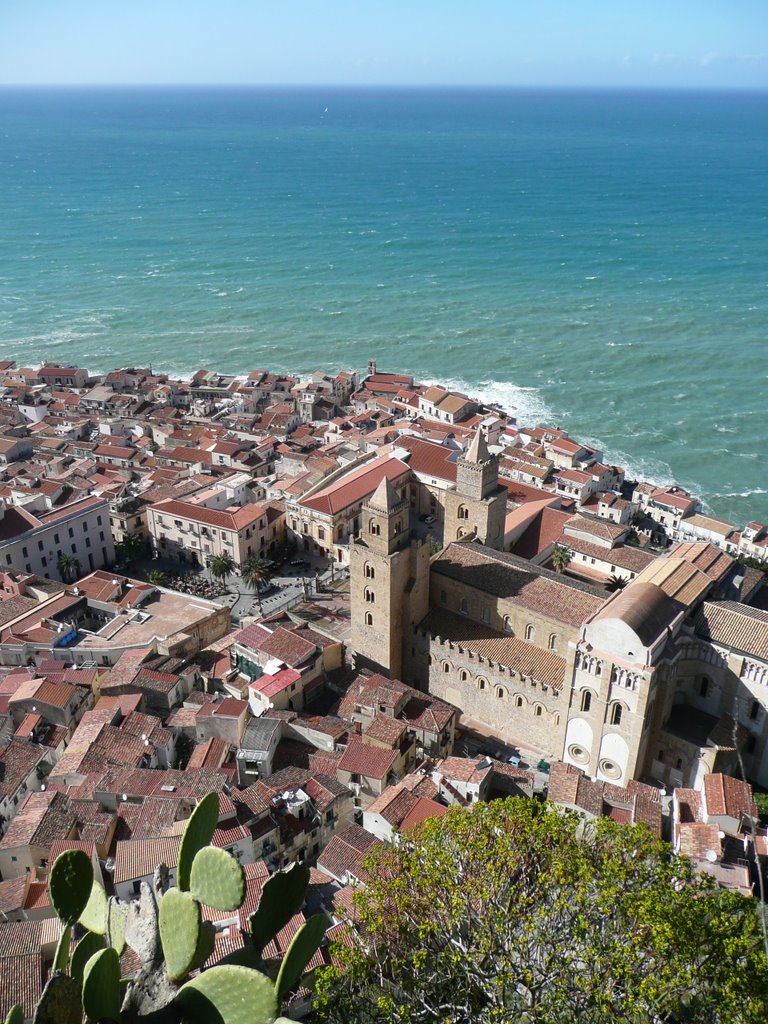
top-left (349, 435), bottom-right (768, 792)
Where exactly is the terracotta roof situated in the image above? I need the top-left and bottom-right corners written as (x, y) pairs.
top-left (695, 602), bottom-right (768, 660)
top-left (673, 542), bottom-right (734, 583)
top-left (703, 774), bottom-right (758, 821)
top-left (399, 796), bottom-right (449, 831)
top-left (422, 609), bottom-right (567, 690)
top-left (113, 836), bottom-right (182, 884)
top-left (150, 497), bottom-right (267, 532)
top-left (0, 740), bottom-right (46, 799)
top-left (338, 738), bottom-right (396, 780)
top-left (300, 457), bottom-right (409, 515)
top-left (431, 542), bottom-right (605, 628)
top-left (317, 824), bottom-right (380, 882)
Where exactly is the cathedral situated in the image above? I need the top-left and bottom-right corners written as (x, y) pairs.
top-left (350, 429), bottom-right (768, 790)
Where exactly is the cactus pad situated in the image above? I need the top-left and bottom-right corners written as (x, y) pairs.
top-left (177, 791), bottom-right (219, 891)
top-left (78, 880), bottom-right (107, 935)
top-left (4, 1005), bottom-right (23, 1024)
top-left (107, 899), bottom-right (127, 955)
top-left (190, 920), bottom-right (216, 972)
top-left (52, 924), bottom-right (71, 974)
top-left (71, 931), bottom-right (106, 986)
top-left (176, 965), bottom-right (278, 1024)
top-left (275, 913), bottom-right (328, 1001)
top-left (82, 946), bottom-right (121, 1023)
top-left (48, 849), bottom-right (93, 925)
top-left (189, 846), bottom-right (245, 911)
top-left (159, 888), bottom-right (201, 982)
top-left (249, 862), bottom-right (310, 952)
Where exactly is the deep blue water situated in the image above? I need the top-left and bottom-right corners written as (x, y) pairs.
top-left (0, 86), bottom-right (766, 522)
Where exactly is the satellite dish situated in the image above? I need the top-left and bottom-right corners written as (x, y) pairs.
top-left (659, 788), bottom-right (667, 797)
top-left (705, 850), bottom-right (718, 863)
top-left (718, 831), bottom-right (726, 839)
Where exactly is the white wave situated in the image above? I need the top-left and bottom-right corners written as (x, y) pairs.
top-left (421, 375), bottom-right (556, 427)
top-left (714, 425), bottom-right (737, 434)
top-left (710, 488), bottom-right (768, 499)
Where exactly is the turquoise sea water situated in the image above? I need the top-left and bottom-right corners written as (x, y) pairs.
top-left (0, 87), bottom-right (766, 523)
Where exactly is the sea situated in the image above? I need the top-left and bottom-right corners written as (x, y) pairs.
top-left (0, 86), bottom-right (766, 524)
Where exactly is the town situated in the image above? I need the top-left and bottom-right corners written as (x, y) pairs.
top-left (0, 357), bottom-right (766, 1019)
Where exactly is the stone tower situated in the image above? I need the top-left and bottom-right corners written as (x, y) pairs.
top-left (444, 428), bottom-right (507, 549)
top-left (349, 473), bottom-right (430, 681)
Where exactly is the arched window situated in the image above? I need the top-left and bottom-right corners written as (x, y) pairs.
top-left (442, 662), bottom-right (451, 674)
top-left (515, 695), bottom-right (524, 708)
top-left (394, 520), bottom-right (402, 535)
top-left (534, 704), bottom-right (543, 717)
top-left (548, 634), bottom-right (557, 651)
top-left (699, 675), bottom-right (709, 697)
top-left (610, 703), bottom-right (623, 726)
top-left (503, 616), bottom-right (513, 634)
top-left (364, 563), bottom-right (375, 579)
top-left (458, 505), bottom-right (469, 520)
top-left (369, 521), bottom-right (380, 536)
top-left (364, 588), bottom-right (375, 604)
top-left (554, 713), bottom-right (560, 726)
top-left (459, 670), bottom-right (468, 682)
top-left (477, 677), bottom-right (487, 691)
top-left (495, 686), bottom-right (505, 700)
top-left (581, 690), bottom-right (592, 713)
top-left (460, 597), bottom-right (469, 615)
top-left (525, 624), bottom-right (535, 641)
top-left (365, 612), bottom-right (373, 626)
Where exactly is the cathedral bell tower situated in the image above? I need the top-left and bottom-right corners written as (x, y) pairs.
top-left (444, 428), bottom-right (507, 549)
top-left (349, 473), bottom-right (429, 681)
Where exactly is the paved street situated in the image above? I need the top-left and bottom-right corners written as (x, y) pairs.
top-left (124, 551), bottom-right (348, 627)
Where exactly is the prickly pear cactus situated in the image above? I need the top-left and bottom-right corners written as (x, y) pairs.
top-left (70, 931), bottom-right (106, 986)
top-left (176, 964), bottom-right (278, 1024)
top-left (107, 899), bottom-right (127, 955)
top-left (82, 946), bottom-right (122, 1023)
top-left (79, 879), bottom-right (108, 935)
top-left (177, 791), bottom-right (219, 891)
top-left (4, 1005), bottom-right (23, 1024)
top-left (249, 863), bottom-right (310, 953)
top-left (52, 924), bottom-right (72, 974)
top-left (49, 849), bottom-right (93, 925)
top-left (189, 845), bottom-right (245, 911)
top-left (159, 888), bottom-right (201, 982)
top-left (275, 913), bottom-right (328, 1001)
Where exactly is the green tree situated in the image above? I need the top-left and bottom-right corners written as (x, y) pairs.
top-left (209, 552), bottom-right (235, 585)
top-left (57, 552), bottom-right (81, 583)
top-left (241, 556), bottom-right (270, 612)
top-left (551, 543), bottom-right (572, 574)
top-left (607, 573), bottom-right (628, 592)
top-left (316, 799), bottom-right (768, 1024)
top-left (116, 533), bottom-right (147, 564)
top-left (148, 569), bottom-right (168, 586)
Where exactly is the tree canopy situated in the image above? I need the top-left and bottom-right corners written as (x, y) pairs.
top-left (316, 798), bottom-right (768, 1024)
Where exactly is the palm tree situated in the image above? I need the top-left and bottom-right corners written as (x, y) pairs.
top-left (57, 552), bottom-right (81, 583)
top-left (607, 574), bottom-right (628, 593)
top-left (551, 544), bottom-right (572, 575)
top-left (241, 556), bottom-right (270, 613)
top-left (148, 569), bottom-right (168, 586)
top-left (209, 552), bottom-right (235, 585)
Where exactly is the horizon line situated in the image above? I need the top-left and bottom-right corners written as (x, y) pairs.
top-left (1, 81), bottom-right (767, 93)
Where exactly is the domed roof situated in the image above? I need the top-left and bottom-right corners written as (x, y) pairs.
top-left (594, 581), bottom-right (683, 647)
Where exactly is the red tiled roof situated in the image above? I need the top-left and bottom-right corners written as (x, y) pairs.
top-left (338, 738), bottom-right (396, 780)
top-left (301, 457), bottom-right (409, 515)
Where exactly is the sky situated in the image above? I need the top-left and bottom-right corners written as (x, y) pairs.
top-left (1, 0), bottom-right (767, 89)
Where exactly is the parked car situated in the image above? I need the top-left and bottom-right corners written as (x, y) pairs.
top-left (424, 514), bottom-right (436, 525)
top-left (290, 558), bottom-right (309, 568)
